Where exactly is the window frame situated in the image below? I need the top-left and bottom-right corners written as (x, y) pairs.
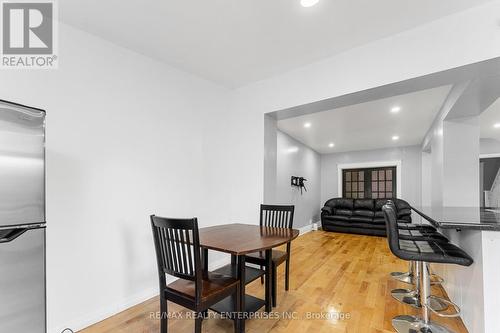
top-left (337, 161), bottom-right (401, 199)
top-left (342, 166), bottom-right (397, 199)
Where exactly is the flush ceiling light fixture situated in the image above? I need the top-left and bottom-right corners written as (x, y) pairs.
top-left (391, 106), bottom-right (401, 113)
top-left (301, 0), bottom-right (320, 8)
top-left (392, 135), bottom-right (399, 141)
top-left (304, 122), bottom-right (312, 128)
top-left (494, 123), bottom-right (500, 128)
top-left (328, 143), bottom-right (335, 148)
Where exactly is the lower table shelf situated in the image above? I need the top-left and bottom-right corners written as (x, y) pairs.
top-left (213, 263), bottom-right (265, 285)
top-left (209, 294), bottom-right (266, 318)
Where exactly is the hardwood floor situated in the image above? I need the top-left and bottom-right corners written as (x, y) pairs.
top-left (79, 231), bottom-right (469, 333)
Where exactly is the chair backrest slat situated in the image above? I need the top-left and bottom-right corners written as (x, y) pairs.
top-left (185, 229), bottom-right (193, 275)
top-left (260, 204), bottom-right (295, 229)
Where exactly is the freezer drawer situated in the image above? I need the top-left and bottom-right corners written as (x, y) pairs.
top-left (0, 226), bottom-right (46, 333)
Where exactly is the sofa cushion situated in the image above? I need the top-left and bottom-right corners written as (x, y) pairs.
top-left (335, 209), bottom-right (353, 217)
top-left (350, 216), bottom-right (373, 223)
top-left (399, 215), bottom-right (412, 223)
top-left (326, 215), bottom-right (350, 222)
top-left (395, 199), bottom-right (411, 211)
top-left (354, 199), bottom-right (375, 210)
top-left (323, 219), bottom-right (385, 230)
top-left (375, 199), bottom-right (391, 211)
top-left (322, 224), bottom-right (386, 236)
top-left (321, 206), bottom-right (333, 215)
top-left (354, 209), bottom-right (375, 218)
top-left (372, 217), bottom-right (386, 225)
top-left (398, 208), bottom-right (412, 217)
top-left (324, 198), bottom-right (354, 210)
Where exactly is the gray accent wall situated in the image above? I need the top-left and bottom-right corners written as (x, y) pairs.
top-left (274, 131), bottom-right (321, 228)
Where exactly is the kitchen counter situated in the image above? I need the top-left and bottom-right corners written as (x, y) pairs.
top-left (409, 205), bottom-right (500, 333)
top-left (411, 206), bottom-right (500, 231)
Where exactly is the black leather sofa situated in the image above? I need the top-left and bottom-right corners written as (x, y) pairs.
top-left (321, 198), bottom-right (412, 236)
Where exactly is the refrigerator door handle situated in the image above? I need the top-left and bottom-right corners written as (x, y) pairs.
top-left (0, 228), bottom-right (28, 243)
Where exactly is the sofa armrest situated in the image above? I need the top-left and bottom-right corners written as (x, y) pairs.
top-left (321, 206), bottom-right (333, 215)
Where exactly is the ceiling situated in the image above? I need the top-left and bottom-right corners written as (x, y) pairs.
top-left (277, 85), bottom-right (452, 154)
top-left (59, 0), bottom-right (493, 87)
top-left (480, 97), bottom-right (500, 140)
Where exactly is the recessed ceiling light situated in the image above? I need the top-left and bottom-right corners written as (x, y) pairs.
top-left (494, 123), bottom-right (500, 128)
top-left (391, 106), bottom-right (401, 113)
top-left (301, 0), bottom-right (319, 7)
top-left (328, 143), bottom-right (335, 148)
top-left (304, 122), bottom-right (312, 128)
top-left (392, 135), bottom-right (399, 141)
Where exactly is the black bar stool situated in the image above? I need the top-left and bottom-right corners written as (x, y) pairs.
top-left (387, 201), bottom-right (449, 309)
top-left (391, 222), bottom-right (446, 285)
top-left (383, 203), bottom-right (473, 333)
top-left (390, 217), bottom-right (450, 311)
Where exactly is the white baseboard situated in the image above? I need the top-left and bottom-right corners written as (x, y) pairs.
top-left (298, 221), bottom-right (320, 235)
top-left (59, 227), bottom-right (315, 333)
top-left (54, 286), bottom-right (159, 333)
top-left (60, 257), bottom-right (231, 333)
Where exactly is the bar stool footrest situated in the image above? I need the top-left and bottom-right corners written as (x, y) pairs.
top-left (430, 273), bottom-right (444, 285)
top-left (392, 315), bottom-right (456, 333)
top-left (390, 272), bottom-right (413, 284)
top-left (426, 295), bottom-right (460, 318)
top-left (391, 288), bottom-right (420, 308)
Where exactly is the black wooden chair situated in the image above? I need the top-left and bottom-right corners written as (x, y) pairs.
top-left (151, 215), bottom-right (240, 333)
top-left (245, 204), bottom-right (294, 307)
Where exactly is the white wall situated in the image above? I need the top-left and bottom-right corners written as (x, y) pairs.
top-left (443, 117), bottom-right (480, 206)
top-left (421, 151), bottom-right (432, 206)
top-left (275, 131), bottom-right (321, 228)
top-left (0, 23), bottom-right (230, 333)
top-left (320, 146), bottom-right (422, 206)
top-left (264, 116), bottom-right (278, 203)
top-left (480, 138), bottom-right (500, 155)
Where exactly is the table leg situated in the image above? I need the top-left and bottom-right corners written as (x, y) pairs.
top-left (265, 249), bottom-right (272, 312)
top-left (237, 254), bottom-right (246, 333)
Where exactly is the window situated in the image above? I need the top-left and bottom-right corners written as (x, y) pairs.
top-left (342, 166), bottom-right (396, 199)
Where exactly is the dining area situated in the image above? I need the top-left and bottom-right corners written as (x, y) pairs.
top-left (79, 203), bottom-right (473, 333)
top-left (150, 205), bottom-right (300, 333)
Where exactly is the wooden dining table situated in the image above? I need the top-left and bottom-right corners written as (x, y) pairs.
top-left (199, 223), bottom-right (299, 333)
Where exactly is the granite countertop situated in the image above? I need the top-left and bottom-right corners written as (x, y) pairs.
top-left (411, 206), bottom-right (500, 231)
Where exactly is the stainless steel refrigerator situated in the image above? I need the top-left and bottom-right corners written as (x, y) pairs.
top-left (0, 100), bottom-right (46, 333)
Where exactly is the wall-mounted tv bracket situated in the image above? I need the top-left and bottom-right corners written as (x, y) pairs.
top-left (291, 176), bottom-right (307, 194)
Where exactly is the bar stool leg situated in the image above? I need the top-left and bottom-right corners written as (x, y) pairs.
top-left (392, 262), bottom-right (456, 333)
top-left (421, 262), bottom-right (431, 324)
top-left (391, 261), bottom-right (421, 308)
top-left (392, 261), bottom-right (448, 310)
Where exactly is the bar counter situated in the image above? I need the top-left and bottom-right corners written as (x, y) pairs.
top-left (409, 205), bottom-right (500, 333)
top-left (411, 206), bottom-right (500, 231)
